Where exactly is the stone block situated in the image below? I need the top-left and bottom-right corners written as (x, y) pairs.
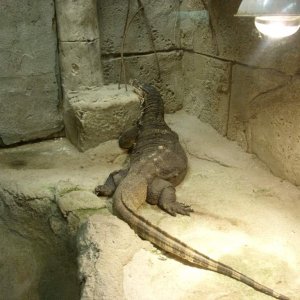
top-left (0, 0), bottom-right (58, 77)
top-left (228, 64), bottom-right (300, 185)
top-left (0, 0), bottom-right (63, 145)
top-left (102, 51), bottom-right (184, 113)
top-left (0, 73), bottom-right (63, 146)
top-left (182, 52), bottom-right (231, 135)
top-left (59, 40), bottom-right (103, 91)
top-left (64, 84), bottom-right (140, 151)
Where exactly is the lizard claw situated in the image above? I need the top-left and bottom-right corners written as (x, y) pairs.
top-left (164, 202), bottom-right (193, 217)
top-left (95, 185), bottom-right (114, 197)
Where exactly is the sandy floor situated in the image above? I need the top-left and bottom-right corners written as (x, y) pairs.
top-left (0, 111), bottom-right (299, 299)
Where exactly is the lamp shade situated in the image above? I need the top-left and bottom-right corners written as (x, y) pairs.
top-left (236, 0), bottom-right (300, 17)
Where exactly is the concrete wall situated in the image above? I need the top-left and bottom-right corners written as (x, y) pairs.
top-left (0, 0), bottom-right (63, 146)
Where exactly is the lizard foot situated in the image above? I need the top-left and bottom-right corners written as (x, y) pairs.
top-left (163, 201), bottom-right (193, 217)
top-left (95, 185), bottom-right (114, 197)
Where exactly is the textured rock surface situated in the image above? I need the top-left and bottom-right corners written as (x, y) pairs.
top-left (0, 171), bottom-right (81, 299)
top-left (58, 40), bottom-right (103, 91)
top-left (55, 0), bottom-right (103, 91)
top-left (64, 84), bottom-right (140, 151)
top-left (98, 0), bottom-right (180, 54)
top-left (182, 52), bottom-right (231, 135)
top-left (1, 112), bottom-right (299, 299)
top-left (77, 215), bottom-right (148, 300)
top-left (228, 65), bottom-right (300, 185)
top-left (0, 0), bottom-right (63, 146)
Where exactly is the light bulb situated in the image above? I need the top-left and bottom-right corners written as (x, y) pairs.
top-left (255, 16), bottom-right (300, 38)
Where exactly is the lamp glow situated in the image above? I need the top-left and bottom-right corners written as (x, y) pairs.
top-left (235, 0), bottom-right (300, 39)
top-left (255, 16), bottom-right (300, 38)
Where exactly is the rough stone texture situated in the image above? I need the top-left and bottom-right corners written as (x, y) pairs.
top-left (0, 173), bottom-right (81, 300)
top-left (64, 84), bottom-right (140, 151)
top-left (0, 74), bottom-right (63, 145)
top-left (182, 52), bottom-right (231, 135)
top-left (58, 40), bottom-right (103, 91)
top-left (178, 0), bottom-right (300, 184)
top-left (77, 215), bottom-right (147, 300)
top-left (179, 0), bottom-right (217, 55)
top-left (0, 0), bottom-right (63, 146)
top-left (228, 65), bottom-right (300, 185)
top-left (98, 0), bottom-right (181, 54)
top-left (228, 64), bottom-right (290, 149)
top-left (55, 0), bottom-right (103, 91)
top-left (102, 51), bottom-right (184, 113)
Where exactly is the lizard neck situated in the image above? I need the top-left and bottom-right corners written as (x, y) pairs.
top-left (139, 92), bottom-right (165, 127)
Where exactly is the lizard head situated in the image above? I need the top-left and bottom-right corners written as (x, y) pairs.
top-left (130, 79), bottom-right (160, 106)
top-left (130, 79), bottom-right (164, 124)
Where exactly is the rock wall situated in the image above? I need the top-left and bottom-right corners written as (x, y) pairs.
top-left (180, 0), bottom-right (300, 184)
top-left (98, 0), bottom-right (184, 112)
top-left (0, 0), bottom-right (63, 146)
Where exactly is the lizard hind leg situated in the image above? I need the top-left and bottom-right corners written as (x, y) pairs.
top-left (95, 169), bottom-right (128, 197)
top-left (148, 178), bottom-right (193, 216)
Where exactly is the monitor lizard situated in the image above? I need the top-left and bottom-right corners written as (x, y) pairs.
top-left (95, 80), bottom-right (289, 300)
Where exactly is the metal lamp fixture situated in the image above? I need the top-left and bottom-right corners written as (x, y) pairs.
top-left (236, 0), bottom-right (300, 38)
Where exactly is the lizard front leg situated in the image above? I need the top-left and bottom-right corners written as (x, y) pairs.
top-left (95, 169), bottom-right (128, 197)
top-left (119, 125), bottom-right (139, 149)
top-left (147, 178), bottom-right (193, 216)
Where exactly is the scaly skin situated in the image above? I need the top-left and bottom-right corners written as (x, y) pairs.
top-left (95, 81), bottom-right (289, 300)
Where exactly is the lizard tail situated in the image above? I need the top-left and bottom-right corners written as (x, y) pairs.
top-left (114, 196), bottom-right (289, 300)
